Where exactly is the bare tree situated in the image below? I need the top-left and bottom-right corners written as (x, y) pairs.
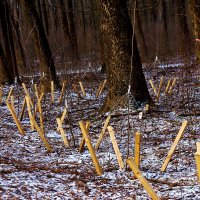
top-left (19, 0), bottom-right (60, 89)
top-left (96, 0), bottom-right (151, 112)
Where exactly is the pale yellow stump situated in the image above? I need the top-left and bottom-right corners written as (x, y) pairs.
top-left (95, 115), bottom-right (111, 150)
top-left (51, 81), bottom-right (54, 103)
top-left (56, 118), bottom-right (69, 147)
top-left (107, 126), bottom-right (124, 170)
top-left (156, 76), bottom-right (164, 101)
top-left (72, 84), bottom-right (81, 98)
top-left (79, 81), bottom-right (86, 97)
top-left (25, 96), bottom-right (34, 131)
top-left (59, 81), bottom-right (67, 104)
top-left (168, 78), bottom-right (177, 95)
top-left (79, 121), bottom-right (91, 153)
top-left (79, 121), bottom-right (102, 175)
top-left (149, 80), bottom-right (157, 96)
top-left (0, 86), bottom-right (3, 103)
top-left (135, 132), bottom-right (141, 168)
top-left (19, 98), bottom-right (26, 121)
top-left (34, 84), bottom-right (39, 99)
top-left (6, 100), bottom-right (25, 136)
top-left (195, 142), bottom-right (200, 183)
top-left (127, 158), bottom-right (160, 200)
top-left (7, 86), bottom-right (13, 101)
top-left (22, 83), bottom-right (34, 108)
top-left (30, 115), bottom-right (52, 152)
top-left (11, 95), bottom-right (15, 110)
top-left (161, 120), bottom-right (188, 172)
top-left (165, 79), bottom-right (172, 95)
top-left (97, 79), bottom-right (107, 97)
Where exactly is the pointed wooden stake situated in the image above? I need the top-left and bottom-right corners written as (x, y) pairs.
top-left (135, 132), bottom-right (141, 168)
top-left (25, 96), bottom-right (34, 131)
top-left (156, 76), bottom-right (164, 101)
top-left (6, 100), bottom-right (25, 136)
top-left (57, 118), bottom-right (69, 147)
top-left (168, 78), bottom-right (177, 95)
top-left (34, 84), bottom-right (39, 99)
top-left (107, 126), bottom-right (124, 169)
top-left (79, 81), bottom-right (86, 97)
top-left (51, 81), bottom-right (54, 103)
top-left (30, 114), bottom-right (52, 152)
top-left (37, 93), bottom-right (44, 131)
top-left (195, 142), bottom-right (200, 183)
top-left (79, 121), bottom-right (102, 175)
top-left (149, 80), bottom-right (157, 95)
top-left (7, 86), bottom-right (13, 101)
top-left (79, 121), bottom-right (91, 152)
top-left (161, 120), bottom-right (188, 172)
top-left (59, 81), bottom-right (67, 104)
top-left (56, 107), bottom-right (68, 131)
top-left (95, 115), bottom-right (111, 150)
top-left (19, 98), bottom-right (26, 121)
top-left (22, 83), bottom-right (34, 108)
top-left (96, 79), bottom-right (107, 97)
top-left (11, 95), bottom-right (15, 110)
top-left (127, 158), bottom-right (160, 200)
top-left (165, 79), bottom-right (172, 94)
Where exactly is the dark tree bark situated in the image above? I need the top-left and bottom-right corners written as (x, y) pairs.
top-left (135, 0), bottom-right (148, 60)
top-left (176, 0), bottom-right (192, 56)
top-left (58, 0), bottom-right (71, 48)
top-left (160, 0), bottom-right (170, 54)
top-left (19, 0), bottom-right (60, 89)
top-left (0, 44), bottom-right (13, 84)
top-left (0, 0), bottom-right (19, 83)
top-left (189, 0), bottom-right (200, 60)
top-left (67, 0), bottom-right (79, 61)
top-left (96, 0), bottom-right (151, 112)
top-left (10, 2), bottom-right (27, 72)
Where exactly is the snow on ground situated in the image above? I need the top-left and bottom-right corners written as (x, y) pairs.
top-left (0, 62), bottom-right (200, 199)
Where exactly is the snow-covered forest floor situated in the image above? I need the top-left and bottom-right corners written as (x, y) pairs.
top-left (0, 60), bottom-right (199, 199)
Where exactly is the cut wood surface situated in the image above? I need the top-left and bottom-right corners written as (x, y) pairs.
top-left (107, 126), bottom-right (124, 169)
top-left (6, 100), bottom-right (25, 136)
top-left (95, 115), bottom-right (111, 150)
top-left (30, 115), bottom-right (52, 152)
top-left (149, 80), bottom-right (157, 95)
top-left (79, 121), bottom-right (91, 153)
top-left (79, 121), bottom-right (102, 175)
top-left (161, 120), bottom-right (188, 172)
top-left (127, 158), bottom-right (160, 200)
top-left (57, 118), bottom-right (69, 147)
top-left (135, 132), bottom-right (141, 168)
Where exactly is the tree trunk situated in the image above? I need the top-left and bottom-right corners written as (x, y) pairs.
top-left (189, 0), bottom-right (200, 60)
top-left (135, 1), bottom-right (148, 60)
top-left (19, 0), bottom-right (60, 89)
top-left (0, 0), bottom-right (19, 83)
top-left (67, 0), bottom-right (79, 62)
top-left (176, 0), bottom-right (192, 56)
top-left (96, 0), bottom-right (151, 112)
top-left (0, 44), bottom-right (13, 84)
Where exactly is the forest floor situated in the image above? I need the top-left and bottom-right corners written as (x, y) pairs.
top-left (0, 60), bottom-right (200, 199)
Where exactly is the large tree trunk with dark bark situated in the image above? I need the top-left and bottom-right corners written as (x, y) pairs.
top-left (189, 0), bottom-right (200, 60)
top-left (19, 0), bottom-right (60, 90)
top-left (0, 44), bottom-right (13, 84)
top-left (96, 0), bottom-right (151, 112)
top-left (0, 0), bottom-right (19, 83)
